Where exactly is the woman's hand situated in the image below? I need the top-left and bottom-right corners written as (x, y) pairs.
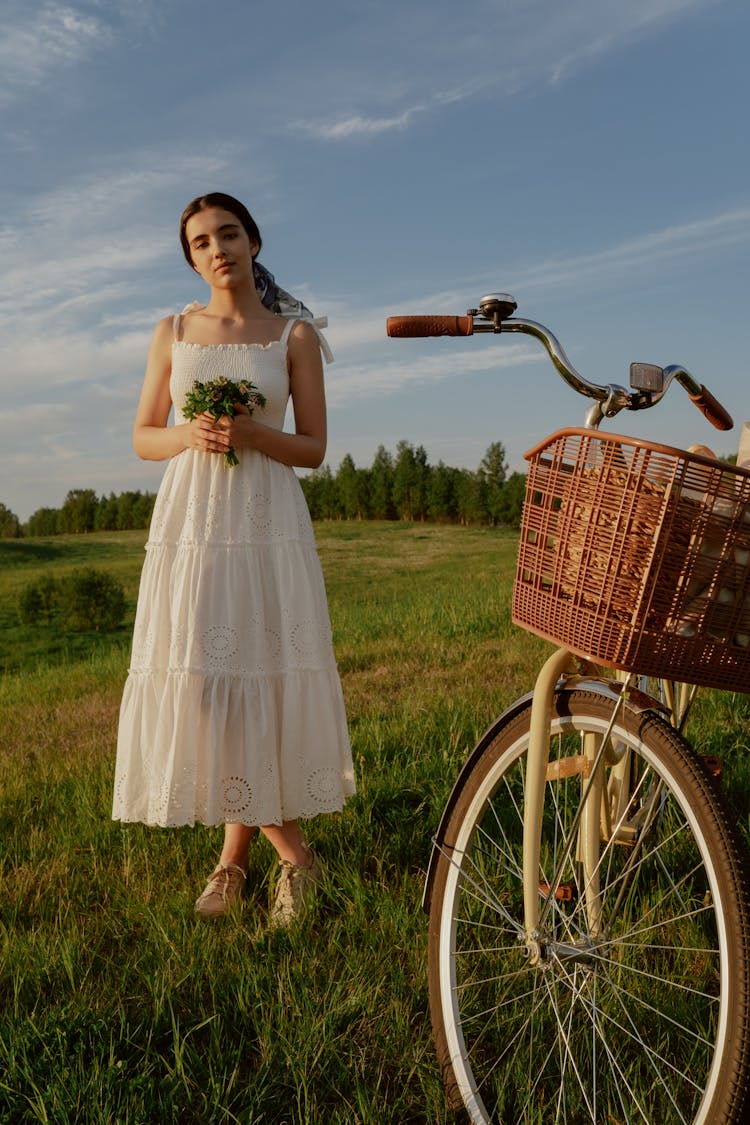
top-left (183, 412), bottom-right (234, 456)
top-left (217, 404), bottom-right (255, 452)
top-left (206, 322), bottom-right (326, 469)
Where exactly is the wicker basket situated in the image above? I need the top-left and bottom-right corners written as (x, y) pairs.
top-left (512, 428), bottom-right (750, 692)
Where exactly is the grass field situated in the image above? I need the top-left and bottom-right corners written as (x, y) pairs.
top-left (2, 523), bottom-right (750, 1123)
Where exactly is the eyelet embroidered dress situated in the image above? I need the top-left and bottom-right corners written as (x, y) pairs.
top-left (113, 316), bottom-right (354, 827)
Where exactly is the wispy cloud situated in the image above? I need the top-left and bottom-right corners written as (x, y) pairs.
top-left (292, 75), bottom-right (486, 141)
top-left (299, 108), bottom-right (422, 141)
top-left (511, 206), bottom-right (750, 294)
top-left (277, 202), bottom-right (749, 381)
top-left (0, 153), bottom-right (231, 323)
top-left (325, 344), bottom-right (539, 405)
top-left (290, 0), bottom-right (720, 143)
top-left (0, 3), bottom-right (110, 104)
top-left (548, 0), bottom-right (719, 83)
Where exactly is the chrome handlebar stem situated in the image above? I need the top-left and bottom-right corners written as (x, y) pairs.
top-left (461, 293), bottom-right (724, 429)
top-left (473, 314), bottom-right (634, 427)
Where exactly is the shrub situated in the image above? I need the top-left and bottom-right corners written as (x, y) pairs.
top-left (60, 568), bottom-right (127, 631)
top-left (18, 575), bottom-right (62, 625)
top-left (18, 568), bottom-right (127, 632)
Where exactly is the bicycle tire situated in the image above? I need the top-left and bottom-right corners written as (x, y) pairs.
top-left (428, 688), bottom-right (750, 1124)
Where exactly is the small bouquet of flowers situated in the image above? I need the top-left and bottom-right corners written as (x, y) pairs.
top-left (182, 377), bottom-right (266, 467)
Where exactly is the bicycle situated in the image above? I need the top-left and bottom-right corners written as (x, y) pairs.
top-left (386, 294), bottom-right (750, 1124)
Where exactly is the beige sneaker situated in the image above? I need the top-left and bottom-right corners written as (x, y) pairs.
top-left (194, 862), bottom-right (246, 918)
top-left (270, 849), bottom-right (322, 926)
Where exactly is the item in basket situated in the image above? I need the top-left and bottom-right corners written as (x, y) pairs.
top-left (735, 434), bottom-right (750, 646)
top-left (687, 444), bottom-right (717, 460)
top-left (737, 423), bottom-right (750, 471)
top-left (558, 465), bottom-right (668, 622)
top-left (682, 444), bottom-right (718, 504)
top-left (675, 444), bottom-right (750, 646)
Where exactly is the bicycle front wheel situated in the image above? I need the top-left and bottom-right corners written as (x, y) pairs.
top-left (428, 688), bottom-right (750, 1124)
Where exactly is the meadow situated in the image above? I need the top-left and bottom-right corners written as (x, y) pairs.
top-left (2, 523), bottom-right (750, 1124)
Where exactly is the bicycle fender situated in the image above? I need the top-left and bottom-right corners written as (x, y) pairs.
top-left (421, 677), bottom-right (667, 914)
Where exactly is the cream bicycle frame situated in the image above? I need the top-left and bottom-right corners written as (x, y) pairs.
top-left (520, 647), bottom-right (674, 958)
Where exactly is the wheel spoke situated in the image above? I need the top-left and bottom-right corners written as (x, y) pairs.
top-left (429, 692), bottom-right (749, 1124)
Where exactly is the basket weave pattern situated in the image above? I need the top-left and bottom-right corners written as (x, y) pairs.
top-left (512, 428), bottom-right (750, 692)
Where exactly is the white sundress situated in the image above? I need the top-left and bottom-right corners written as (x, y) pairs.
top-left (112, 314), bottom-right (355, 827)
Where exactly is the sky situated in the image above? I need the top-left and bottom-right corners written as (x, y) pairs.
top-left (2, 0), bottom-right (749, 521)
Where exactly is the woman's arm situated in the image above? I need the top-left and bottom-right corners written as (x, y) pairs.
top-left (223, 321), bottom-right (327, 469)
top-left (132, 317), bottom-right (232, 461)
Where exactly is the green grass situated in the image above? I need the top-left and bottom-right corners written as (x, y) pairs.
top-left (1, 522), bottom-right (749, 1123)
top-left (0, 533), bottom-right (145, 673)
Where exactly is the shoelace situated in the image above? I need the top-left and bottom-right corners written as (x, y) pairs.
top-left (207, 863), bottom-right (245, 893)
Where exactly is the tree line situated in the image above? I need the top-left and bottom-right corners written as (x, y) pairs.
top-left (0, 489), bottom-right (158, 538)
top-left (299, 441), bottom-right (526, 526)
top-left (0, 440), bottom-right (526, 538)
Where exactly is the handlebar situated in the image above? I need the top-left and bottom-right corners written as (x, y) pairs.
top-left (386, 293), bottom-right (733, 431)
top-left (386, 315), bottom-right (474, 337)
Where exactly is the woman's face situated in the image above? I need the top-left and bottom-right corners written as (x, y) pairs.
top-left (183, 206), bottom-right (259, 288)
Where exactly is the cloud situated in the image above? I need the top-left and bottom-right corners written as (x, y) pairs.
top-left (292, 202), bottom-right (750, 386)
top-left (547, 0), bottom-right (719, 83)
top-left (285, 0), bottom-right (720, 142)
top-left (292, 77), bottom-right (485, 141)
top-left (0, 153), bottom-right (231, 326)
top-left (0, 3), bottom-right (110, 104)
top-left (325, 343), bottom-right (540, 405)
top-left (511, 206), bottom-right (750, 294)
top-left (298, 108), bottom-right (422, 141)
top-left (0, 330), bottom-right (151, 395)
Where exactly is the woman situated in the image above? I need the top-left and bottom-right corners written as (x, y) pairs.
top-left (113, 193), bottom-right (355, 923)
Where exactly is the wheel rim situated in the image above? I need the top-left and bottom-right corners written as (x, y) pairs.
top-left (437, 709), bottom-right (731, 1125)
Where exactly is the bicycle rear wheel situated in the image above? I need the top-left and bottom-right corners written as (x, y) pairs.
top-left (428, 688), bottom-right (750, 1124)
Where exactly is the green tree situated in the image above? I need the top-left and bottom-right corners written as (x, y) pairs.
top-left (61, 568), bottom-right (127, 631)
top-left (369, 445), bottom-right (395, 519)
top-left (496, 471), bottom-right (527, 527)
top-left (26, 507), bottom-right (60, 536)
top-left (392, 441), bottom-right (429, 521)
top-left (95, 493), bottom-right (119, 531)
top-left (299, 465), bottom-right (340, 520)
top-left (335, 455), bottom-right (369, 519)
top-left (132, 491), bottom-right (156, 528)
top-left (0, 502), bottom-right (21, 538)
top-left (426, 461), bottom-right (460, 522)
top-left (18, 568), bottom-right (126, 631)
top-left (96, 490), bottom-right (156, 531)
top-left (478, 442), bottom-right (508, 526)
top-left (455, 470), bottom-right (488, 525)
top-left (59, 489), bottom-right (98, 534)
top-left (18, 575), bottom-right (61, 625)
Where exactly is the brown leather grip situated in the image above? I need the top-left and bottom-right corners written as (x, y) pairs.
top-left (688, 386), bottom-right (734, 431)
top-left (386, 315), bottom-right (474, 337)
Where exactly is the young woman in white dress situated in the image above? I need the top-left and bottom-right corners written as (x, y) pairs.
top-left (113, 193), bottom-right (354, 922)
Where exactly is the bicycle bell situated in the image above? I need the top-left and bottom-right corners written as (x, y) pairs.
top-left (478, 293), bottom-right (518, 330)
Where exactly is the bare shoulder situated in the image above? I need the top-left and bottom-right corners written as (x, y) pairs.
top-left (288, 319), bottom-right (322, 359)
top-left (152, 314), bottom-right (175, 342)
top-left (287, 320), bottom-right (324, 394)
top-left (145, 316), bottom-right (175, 372)
top-left (181, 303), bottom-right (207, 325)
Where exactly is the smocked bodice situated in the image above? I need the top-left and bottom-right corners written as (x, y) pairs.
top-left (170, 339), bottom-right (291, 430)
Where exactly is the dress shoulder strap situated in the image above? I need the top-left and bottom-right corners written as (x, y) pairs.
top-left (279, 318), bottom-right (297, 349)
top-left (279, 316), bottom-right (335, 363)
top-left (174, 301), bottom-right (204, 343)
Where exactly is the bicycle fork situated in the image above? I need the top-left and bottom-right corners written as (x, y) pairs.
top-left (522, 647), bottom-right (633, 964)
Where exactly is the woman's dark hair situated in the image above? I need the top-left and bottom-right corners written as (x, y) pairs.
top-left (179, 193), bottom-right (263, 269)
